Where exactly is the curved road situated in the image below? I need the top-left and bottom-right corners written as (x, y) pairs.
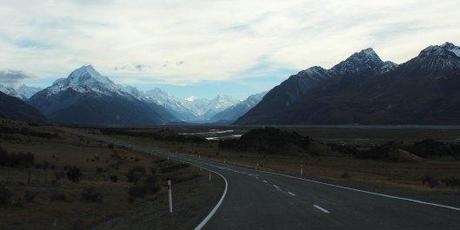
top-left (70, 131), bottom-right (460, 230)
top-left (168, 153), bottom-right (460, 230)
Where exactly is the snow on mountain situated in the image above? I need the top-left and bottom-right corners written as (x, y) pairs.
top-left (45, 65), bottom-right (123, 96)
top-left (183, 95), bottom-right (239, 120)
top-left (210, 91), bottom-right (266, 122)
top-left (0, 83), bottom-right (41, 100)
top-left (0, 69), bottom-right (41, 100)
top-left (330, 48), bottom-right (389, 76)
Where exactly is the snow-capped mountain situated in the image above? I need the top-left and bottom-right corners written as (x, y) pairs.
top-left (237, 42), bottom-right (460, 125)
top-left (0, 69), bottom-right (42, 100)
top-left (210, 91), bottom-right (266, 123)
top-left (45, 65), bottom-right (122, 96)
top-left (29, 65), bottom-right (175, 126)
top-left (0, 84), bottom-right (41, 100)
top-left (122, 86), bottom-right (239, 122)
top-left (183, 95), bottom-right (239, 121)
top-left (329, 48), bottom-right (396, 76)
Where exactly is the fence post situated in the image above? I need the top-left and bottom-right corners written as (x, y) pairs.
top-left (168, 180), bottom-right (173, 213)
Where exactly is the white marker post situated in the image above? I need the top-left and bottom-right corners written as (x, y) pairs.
top-left (300, 165), bottom-right (303, 176)
top-left (168, 180), bottom-right (173, 213)
top-left (209, 171), bottom-right (212, 182)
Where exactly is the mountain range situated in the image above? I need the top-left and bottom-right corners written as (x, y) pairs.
top-left (210, 92), bottom-right (266, 123)
top-left (1, 42), bottom-right (458, 126)
top-left (236, 42), bottom-right (460, 125)
top-left (28, 65), bottom-right (175, 126)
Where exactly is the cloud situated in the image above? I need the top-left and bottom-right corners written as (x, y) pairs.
top-left (0, 70), bottom-right (35, 88)
top-left (0, 0), bottom-right (459, 85)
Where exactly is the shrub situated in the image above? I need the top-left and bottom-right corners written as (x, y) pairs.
top-left (127, 166), bottom-right (146, 183)
top-left (24, 190), bottom-right (39, 202)
top-left (81, 187), bottom-right (103, 203)
top-left (67, 166), bottom-right (82, 183)
top-left (128, 186), bottom-right (145, 202)
top-left (0, 146), bottom-right (35, 168)
top-left (128, 175), bottom-right (160, 202)
top-left (49, 192), bottom-right (67, 202)
top-left (422, 176), bottom-right (440, 188)
top-left (341, 172), bottom-right (351, 179)
top-left (0, 184), bottom-right (12, 206)
top-left (441, 177), bottom-right (460, 187)
top-left (108, 144), bottom-right (114, 150)
top-left (110, 175), bottom-right (118, 182)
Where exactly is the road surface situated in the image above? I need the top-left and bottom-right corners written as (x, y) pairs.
top-left (165, 153), bottom-right (460, 230)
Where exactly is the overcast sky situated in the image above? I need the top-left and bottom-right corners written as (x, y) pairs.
top-left (0, 0), bottom-right (459, 99)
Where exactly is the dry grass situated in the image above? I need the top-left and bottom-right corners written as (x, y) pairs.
top-left (0, 121), bottom-right (223, 229)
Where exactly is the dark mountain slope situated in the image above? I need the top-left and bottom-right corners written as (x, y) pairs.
top-left (0, 91), bottom-right (46, 123)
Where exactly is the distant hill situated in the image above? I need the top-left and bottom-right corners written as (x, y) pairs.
top-left (236, 42), bottom-right (460, 125)
top-left (0, 91), bottom-right (46, 123)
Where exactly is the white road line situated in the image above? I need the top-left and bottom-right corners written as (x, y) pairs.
top-left (253, 169), bottom-right (460, 212)
top-left (263, 180), bottom-right (268, 183)
top-left (288, 192), bottom-right (296, 196)
top-left (194, 169), bottom-right (228, 230)
top-left (313, 205), bottom-right (330, 214)
top-left (273, 185), bottom-right (281, 191)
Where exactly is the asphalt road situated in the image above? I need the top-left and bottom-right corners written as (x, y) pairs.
top-left (166, 153), bottom-right (460, 230)
top-left (69, 131), bottom-right (460, 230)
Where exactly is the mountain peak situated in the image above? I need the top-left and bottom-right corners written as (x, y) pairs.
top-left (68, 65), bottom-right (113, 85)
top-left (419, 42), bottom-right (460, 58)
top-left (330, 47), bottom-right (384, 76)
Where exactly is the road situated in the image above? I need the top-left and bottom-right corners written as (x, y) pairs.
top-left (165, 153), bottom-right (460, 230)
top-left (65, 130), bottom-right (460, 230)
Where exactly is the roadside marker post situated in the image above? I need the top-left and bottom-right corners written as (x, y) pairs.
top-left (300, 165), bottom-right (303, 176)
top-left (168, 180), bottom-right (173, 213)
top-left (209, 171), bottom-right (212, 182)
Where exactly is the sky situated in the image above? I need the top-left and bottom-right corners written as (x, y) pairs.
top-left (0, 0), bottom-right (459, 99)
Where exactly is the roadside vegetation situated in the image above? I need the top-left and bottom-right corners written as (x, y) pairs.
top-left (101, 126), bottom-right (460, 197)
top-left (0, 119), bottom-right (222, 229)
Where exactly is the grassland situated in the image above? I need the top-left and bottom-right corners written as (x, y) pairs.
top-left (0, 119), bottom-right (223, 229)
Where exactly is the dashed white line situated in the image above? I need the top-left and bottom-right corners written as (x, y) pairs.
top-left (263, 180), bottom-right (268, 183)
top-left (313, 205), bottom-right (330, 214)
top-left (273, 185), bottom-right (281, 191)
top-left (288, 192), bottom-right (296, 196)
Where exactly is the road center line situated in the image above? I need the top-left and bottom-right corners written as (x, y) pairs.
top-left (273, 185), bottom-right (281, 191)
top-left (313, 205), bottom-right (330, 214)
top-left (288, 192), bottom-right (296, 196)
top-left (263, 180), bottom-right (268, 183)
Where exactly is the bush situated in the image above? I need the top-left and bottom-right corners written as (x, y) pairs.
top-left (127, 166), bottom-right (146, 183)
top-left (24, 190), bottom-right (39, 202)
top-left (422, 176), bottom-right (440, 188)
top-left (49, 192), bottom-right (67, 202)
top-left (441, 177), bottom-right (460, 187)
top-left (0, 184), bottom-right (12, 206)
top-left (0, 146), bottom-right (35, 168)
top-left (128, 175), bottom-right (160, 202)
top-left (110, 175), bottom-right (118, 182)
top-left (81, 187), bottom-right (103, 203)
top-left (218, 127), bottom-right (312, 155)
top-left (67, 166), bottom-right (82, 183)
top-left (341, 172), bottom-right (351, 179)
top-left (407, 139), bottom-right (460, 159)
top-left (128, 186), bottom-right (145, 201)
